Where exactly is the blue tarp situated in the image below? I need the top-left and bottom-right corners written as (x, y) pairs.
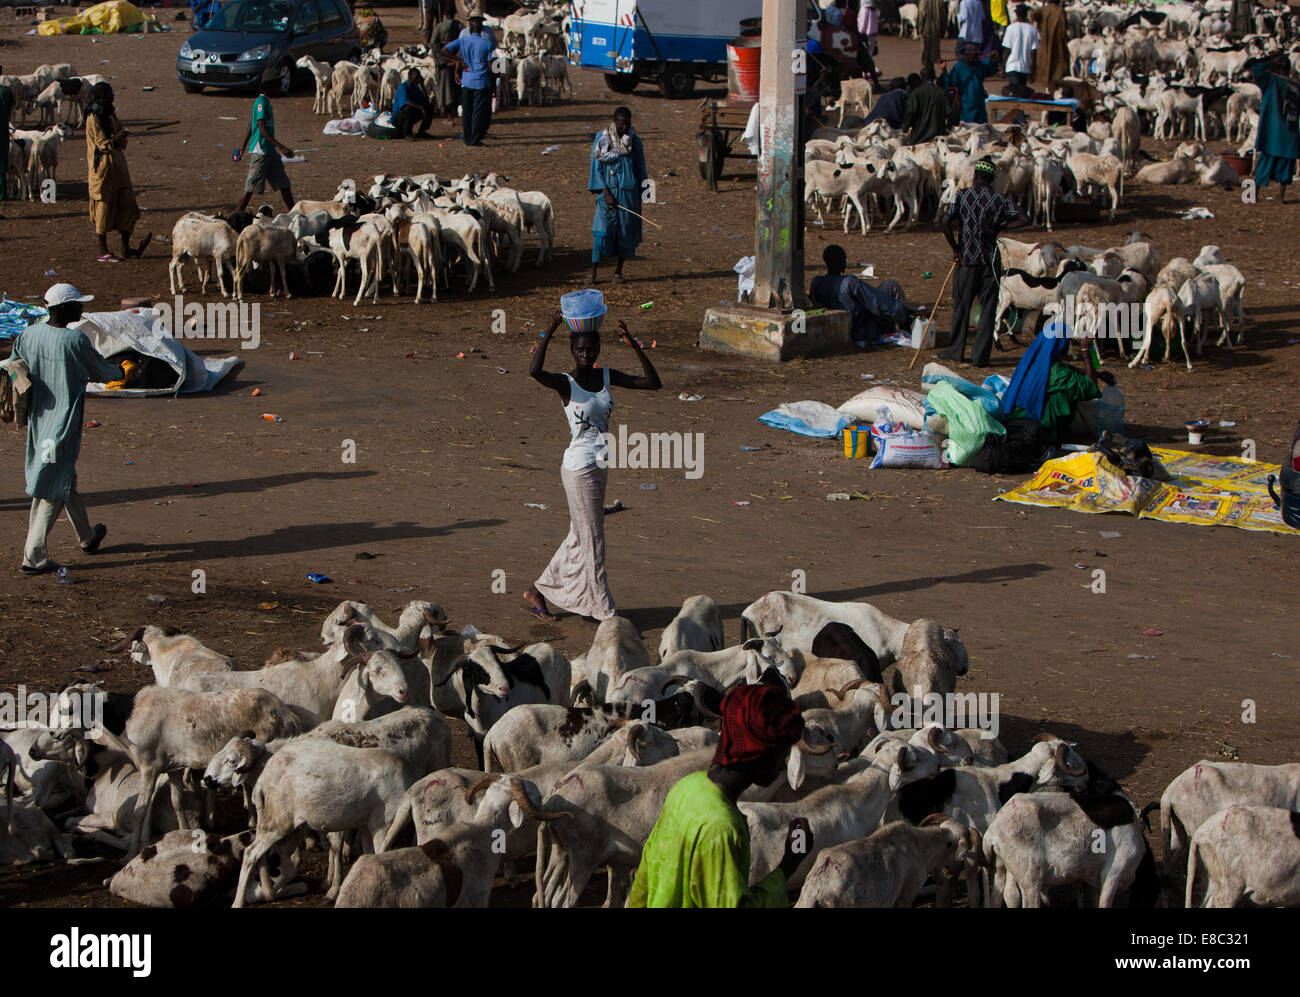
top-left (0, 297), bottom-right (47, 340)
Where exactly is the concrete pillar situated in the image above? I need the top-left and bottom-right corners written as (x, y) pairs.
top-left (752, 0), bottom-right (807, 311)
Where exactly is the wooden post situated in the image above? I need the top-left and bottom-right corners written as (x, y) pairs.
top-left (751, 0), bottom-right (806, 312)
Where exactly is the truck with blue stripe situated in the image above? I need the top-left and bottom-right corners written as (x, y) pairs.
top-left (567, 0), bottom-right (763, 99)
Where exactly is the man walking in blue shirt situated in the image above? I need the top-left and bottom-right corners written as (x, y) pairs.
top-left (443, 14), bottom-right (496, 147)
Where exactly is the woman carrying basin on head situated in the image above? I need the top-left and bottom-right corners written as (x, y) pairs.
top-left (523, 290), bottom-right (661, 623)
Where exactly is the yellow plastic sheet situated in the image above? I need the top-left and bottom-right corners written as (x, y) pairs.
top-left (38, 1), bottom-right (153, 35)
top-left (996, 448), bottom-right (1300, 536)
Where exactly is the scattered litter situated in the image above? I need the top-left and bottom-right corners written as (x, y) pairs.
top-left (354, 551), bottom-right (379, 560)
top-left (541, 144), bottom-right (562, 154)
top-left (457, 352), bottom-right (466, 358)
top-left (306, 573), bottom-right (333, 584)
top-left (1099, 530), bottom-right (1122, 538)
top-left (56, 567), bottom-right (76, 585)
top-left (257, 602), bottom-right (280, 610)
top-left (861, 373), bottom-right (876, 380)
top-left (859, 265), bottom-right (875, 278)
top-left (261, 413), bottom-right (283, 422)
top-left (1218, 420), bottom-right (1236, 428)
top-left (827, 493), bottom-right (851, 501)
top-left (388, 586), bottom-right (416, 593)
top-left (1142, 628), bottom-right (1164, 637)
top-left (639, 483), bottom-right (657, 490)
top-left (733, 500), bottom-right (751, 506)
top-left (251, 388), bottom-right (263, 396)
top-left (76, 660), bottom-right (112, 673)
top-left (1074, 562), bottom-right (1087, 569)
top-left (650, 340), bottom-right (657, 348)
top-left (524, 503), bottom-right (548, 510)
top-left (1217, 740), bottom-right (1240, 760)
top-left (1126, 654), bottom-right (1153, 660)
top-left (85, 420), bottom-right (101, 428)
top-left (219, 116), bottom-right (238, 120)
top-left (146, 594), bottom-right (166, 603)
top-left (44, 269), bottom-right (57, 277)
top-left (289, 351), bottom-right (301, 360)
top-left (921, 271), bottom-right (933, 278)
top-left (1178, 207), bottom-right (1214, 219)
top-left (740, 445), bottom-right (762, 451)
top-left (154, 499), bottom-right (173, 506)
top-left (638, 301), bottom-right (654, 310)
top-left (281, 155), bottom-right (307, 164)
top-left (496, 367), bottom-right (508, 374)
top-left (678, 392), bottom-right (703, 402)
top-left (141, 86), bottom-right (155, 91)
top-left (603, 499), bottom-right (625, 514)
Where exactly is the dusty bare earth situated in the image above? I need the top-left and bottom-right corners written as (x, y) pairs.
top-left (0, 8), bottom-right (1298, 908)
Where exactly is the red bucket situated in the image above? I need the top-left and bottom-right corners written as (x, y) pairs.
top-left (727, 37), bottom-right (761, 103)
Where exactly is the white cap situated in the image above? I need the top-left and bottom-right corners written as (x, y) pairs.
top-left (44, 283), bottom-right (94, 307)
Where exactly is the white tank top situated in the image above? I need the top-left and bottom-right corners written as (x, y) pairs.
top-left (562, 369), bottom-right (613, 471)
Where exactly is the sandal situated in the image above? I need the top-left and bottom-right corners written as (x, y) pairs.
top-left (523, 602), bottom-right (560, 622)
top-left (97, 253), bottom-right (123, 263)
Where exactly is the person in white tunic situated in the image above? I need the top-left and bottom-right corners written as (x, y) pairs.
top-left (12, 284), bottom-right (128, 573)
top-left (524, 304), bottom-right (661, 622)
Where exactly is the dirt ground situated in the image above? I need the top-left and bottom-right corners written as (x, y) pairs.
top-left (0, 8), bottom-right (1297, 908)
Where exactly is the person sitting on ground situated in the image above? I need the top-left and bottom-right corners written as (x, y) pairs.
top-left (810, 244), bottom-right (928, 348)
top-left (902, 64), bottom-right (958, 144)
top-left (627, 679), bottom-right (813, 908)
top-left (939, 43), bottom-right (998, 124)
top-left (392, 68), bottom-right (434, 140)
top-left (864, 76), bottom-right (914, 129)
top-left (1000, 321), bottom-right (1110, 447)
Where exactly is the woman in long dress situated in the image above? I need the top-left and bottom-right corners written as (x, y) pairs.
top-left (84, 82), bottom-right (150, 263)
top-left (524, 306), bottom-right (661, 622)
top-left (588, 106), bottom-right (648, 284)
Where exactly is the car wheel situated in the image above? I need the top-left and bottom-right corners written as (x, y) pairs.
top-left (182, 82), bottom-right (204, 94)
top-left (604, 71), bottom-right (640, 94)
top-left (659, 64), bottom-right (695, 99)
top-left (272, 61), bottom-right (294, 97)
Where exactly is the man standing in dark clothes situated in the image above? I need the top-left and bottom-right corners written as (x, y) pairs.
top-left (865, 76), bottom-right (913, 128)
top-left (902, 65), bottom-right (956, 144)
top-left (938, 159), bottom-right (1028, 367)
top-left (425, 3), bottom-right (462, 124)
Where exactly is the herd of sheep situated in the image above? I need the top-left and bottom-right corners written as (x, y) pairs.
top-left (1, 593), bottom-right (1296, 907)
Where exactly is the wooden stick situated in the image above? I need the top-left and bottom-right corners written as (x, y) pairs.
top-left (615, 202), bottom-right (663, 229)
top-left (909, 260), bottom-right (957, 370)
top-left (141, 120), bottom-right (181, 132)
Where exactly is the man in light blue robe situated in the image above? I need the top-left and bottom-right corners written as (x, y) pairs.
top-left (12, 284), bottom-right (126, 574)
top-left (588, 106), bottom-right (648, 283)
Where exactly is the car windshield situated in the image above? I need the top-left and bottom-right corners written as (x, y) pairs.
top-left (206, 0), bottom-right (293, 33)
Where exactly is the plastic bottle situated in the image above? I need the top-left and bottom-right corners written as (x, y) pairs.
top-left (1098, 384), bottom-right (1125, 436)
top-left (874, 404), bottom-right (895, 432)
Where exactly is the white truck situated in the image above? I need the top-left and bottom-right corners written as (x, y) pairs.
top-left (568, 0), bottom-right (763, 98)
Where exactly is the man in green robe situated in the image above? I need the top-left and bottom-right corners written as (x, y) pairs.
top-left (627, 681), bottom-right (814, 908)
top-left (939, 45), bottom-right (997, 124)
top-left (12, 284), bottom-right (127, 574)
top-left (1249, 55), bottom-right (1300, 202)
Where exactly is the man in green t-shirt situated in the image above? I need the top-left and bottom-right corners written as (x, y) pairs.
top-left (627, 680), bottom-right (814, 908)
top-left (234, 82), bottom-right (296, 213)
